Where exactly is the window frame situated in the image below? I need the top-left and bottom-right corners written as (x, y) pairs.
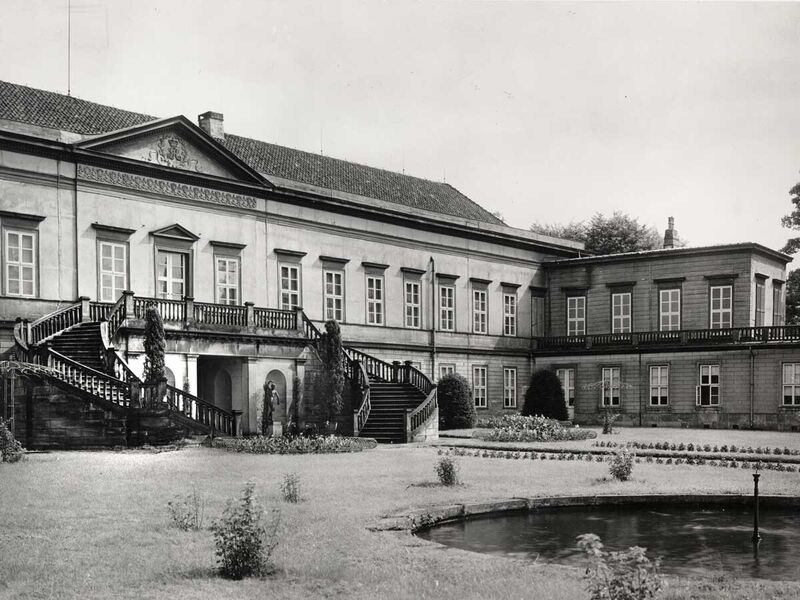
top-left (566, 295), bottom-right (586, 336)
top-left (472, 364), bottom-right (488, 409)
top-left (439, 283), bottom-right (456, 332)
top-left (439, 364), bottom-right (455, 379)
top-left (404, 279), bottom-right (421, 329)
top-left (279, 263), bottom-right (302, 310)
top-left (323, 269), bottom-right (345, 322)
top-left (649, 365), bottom-right (669, 407)
top-left (503, 292), bottom-right (517, 336)
top-left (755, 279), bottom-right (766, 326)
top-left (556, 367), bottom-right (576, 410)
top-left (782, 363), bottom-right (800, 407)
top-left (531, 293), bottom-right (546, 337)
top-left (3, 227), bottom-right (38, 298)
top-left (155, 248), bottom-right (190, 300)
top-left (472, 287), bottom-right (487, 334)
top-left (709, 284), bottom-right (733, 329)
top-left (96, 238), bottom-right (130, 303)
top-left (611, 291), bottom-right (631, 333)
top-left (696, 364), bottom-right (721, 406)
top-left (600, 366), bottom-right (621, 407)
top-left (366, 274), bottom-right (385, 326)
top-left (659, 287), bottom-right (681, 331)
top-left (214, 255), bottom-right (241, 306)
top-left (503, 367), bottom-right (517, 409)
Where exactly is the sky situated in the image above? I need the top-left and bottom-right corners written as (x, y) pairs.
top-left (2, 1), bottom-right (800, 256)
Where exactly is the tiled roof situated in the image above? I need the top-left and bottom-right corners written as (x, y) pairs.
top-left (0, 80), bottom-right (503, 225)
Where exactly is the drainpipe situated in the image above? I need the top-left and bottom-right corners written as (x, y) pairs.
top-left (638, 350), bottom-right (643, 427)
top-left (749, 345), bottom-right (755, 429)
top-left (430, 256), bottom-right (436, 380)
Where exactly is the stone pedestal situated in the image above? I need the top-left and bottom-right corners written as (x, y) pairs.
top-left (272, 420), bottom-right (283, 437)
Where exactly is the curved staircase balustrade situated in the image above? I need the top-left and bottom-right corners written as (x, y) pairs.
top-left (406, 388), bottom-right (438, 442)
top-left (12, 320), bottom-right (29, 361)
top-left (29, 301), bottom-right (83, 345)
top-left (47, 348), bottom-right (131, 408)
top-left (352, 360), bottom-right (371, 436)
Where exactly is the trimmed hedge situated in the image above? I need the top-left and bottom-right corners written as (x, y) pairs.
top-left (479, 415), bottom-right (595, 442)
top-left (438, 373), bottom-right (476, 430)
top-left (522, 369), bottom-right (569, 421)
top-left (213, 435), bottom-right (373, 454)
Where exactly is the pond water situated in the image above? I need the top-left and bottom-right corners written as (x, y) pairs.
top-left (416, 503), bottom-right (800, 581)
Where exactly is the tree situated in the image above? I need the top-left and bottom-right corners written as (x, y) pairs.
top-left (780, 178), bottom-right (800, 255)
top-left (142, 304), bottom-right (166, 384)
top-left (786, 269), bottom-right (800, 325)
top-left (522, 369), bottom-right (569, 421)
top-left (531, 212), bottom-right (667, 255)
top-left (317, 320), bottom-right (344, 422)
top-left (438, 373), bottom-right (476, 430)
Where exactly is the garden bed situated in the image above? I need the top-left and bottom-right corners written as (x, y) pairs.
top-left (212, 435), bottom-right (376, 454)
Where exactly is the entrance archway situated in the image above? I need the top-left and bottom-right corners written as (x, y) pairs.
top-left (214, 369), bottom-right (233, 412)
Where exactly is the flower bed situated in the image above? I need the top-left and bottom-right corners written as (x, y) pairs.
top-left (477, 415), bottom-right (596, 442)
top-left (439, 446), bottom-right (800, 472)
top-left (594, 440), bottom-right (800, 456)
top-left (213, 435), bottom-right (375, 454)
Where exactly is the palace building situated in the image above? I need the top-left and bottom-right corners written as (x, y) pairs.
top-left (0, 80), bottom-right (797, 447)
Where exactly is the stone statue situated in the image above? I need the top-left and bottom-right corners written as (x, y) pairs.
top-left (261, 379), bottom-right (274, 436)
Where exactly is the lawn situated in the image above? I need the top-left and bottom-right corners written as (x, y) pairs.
top-left (1, 435), bottom-right (800, 600)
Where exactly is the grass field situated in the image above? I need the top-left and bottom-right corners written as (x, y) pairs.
top-left (1, 431), bottom-right (800, 600)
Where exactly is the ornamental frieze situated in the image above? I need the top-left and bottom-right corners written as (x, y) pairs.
top-left (77, 164), bottom-right (257, 210)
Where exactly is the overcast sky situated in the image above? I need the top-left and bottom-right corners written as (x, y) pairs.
top-left (2, 1), bottom-right (800, 256)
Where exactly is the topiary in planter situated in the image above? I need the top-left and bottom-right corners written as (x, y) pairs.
top-left (522, 368), bottom-right (568, 421)
top-left (438, 373), bottom-right (476, 430)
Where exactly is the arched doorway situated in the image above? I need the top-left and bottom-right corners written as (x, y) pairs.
top-left (214, 369), bottom-right (232, 412)
top-left (164, 366), bottom-right (176, 389)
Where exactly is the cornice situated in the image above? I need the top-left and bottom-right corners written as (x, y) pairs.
top-left (77, 164), bottom-right (257, 210)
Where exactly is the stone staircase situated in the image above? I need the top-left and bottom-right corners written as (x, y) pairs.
top-left (357, 379), bottom-right (427, 444)
top-left (49, 323), bottom-right (105, 371)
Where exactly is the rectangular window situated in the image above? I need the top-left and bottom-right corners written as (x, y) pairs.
top-left (531, 295), bottom-right (545, 336)
top-left (774, 286), bottom-right (785, 326)
top-left (324, 271), bottom-right (344, 321)
top-left (366, 275), bottom-right (384, 325)
top-left (405, 281), bottom-right (421, 328)
top-left (473, 289), bottom-right (487, 334)
top-left (710, 285), bottom-right (732, 329)
top-left (99, 241), bottom-right (127, 302)
top-left (601, 367), bottom-right (621, 407)
top-left (215, 257), bottom-right (240, 305)
top-left (755, 280), bottom-right (765, 326)
top-left (156, 250), bottom-right (186, 300)
top-left (611, 292), bottom-right (631, 333)
top-left (503, 293), bottom-right (517, 336)
top-left (439, 364), bottom-right (455, 379)
top-left (649, 366), bottom-right (669, 406)
top-left (782, 363), bottom-right (800, 406)
top-left (4, 229), bottom-right (36, 297)
top-left (440, 285), bottom-right (455, 331)
top-left (280, 264), bottom-right (301, 309)
top-left (556, 368), bottom-right (575, 408)
top-left (472, 365), bottom-right (487, 408)
top-left (503, 368), bottom-right (517, 408)
top-left (567, 296), bottom-right (586, 336)
top-left (696, 364), bottom-right (721, 406)
top-left (659, 288), bottom-right (681, 331)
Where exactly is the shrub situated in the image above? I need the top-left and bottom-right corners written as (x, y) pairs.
top-left (317, 320), bottom-right (345, 421)
top-left (142, 304), bottom-right (166, 384)
top-left (0, 419), bottom-right (23, 463)
top-left (213, 435), bottom-right (369, 454)
top-left (608, 448), bottom-right (635, 481)
top-left (522, 369), bottom-right (568, 420)
top-left (480, 414), bottom-right (595, 442)
top-left (438, 373), bottom-right (476, 430)
top-left (211, 482), bottom-right (280, 579)
top-left (435, 455), bottom-right (459, 486)
top-left (577, 533), bottom-right (663, 600)
top-left (602, 409), bottom-right (620, 435)
top-left (167, 488), bottom-right (205, 530)
top-left (280, 473), bottom-right (301, 503)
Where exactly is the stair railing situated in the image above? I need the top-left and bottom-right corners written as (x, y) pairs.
top-left (12, 319), bottom-right (29, 362)
top-left (352, 360), bottom-right (371, 436)
top-left (47, 347), bottom-right (131, 408)
top-left (163, 385), bottom-right (236, 435)
top-left (29, 301), bottom-right (83, 345)
top-left (405, 387), bottom-right (438, 443)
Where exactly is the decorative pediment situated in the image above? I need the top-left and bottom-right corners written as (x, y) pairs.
top-left (76, 116), bottom-right (268, 185)
top-left (150, 223), bottom-right (200, 242)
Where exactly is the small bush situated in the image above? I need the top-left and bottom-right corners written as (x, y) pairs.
top-left (608, 448), bottom-right (635, 481)
top-left (211, 482), bottom-right (280, 579)
top-left (602, 410), bottom-right (620, 435)
top-left (435, 456), bottom-right (459, 486)
top-left (438, 373), bottom-right (476, 430)
top-left (280, 473), bottom-right (301, 503)
top-left (167, 488), bottom-right (205, 530)
top-left (522, 369), bottom-right (569, 420)
top-left (0, 419), bottom-right (23, 463)
top-left (577, 533), bottom-right (663, 600)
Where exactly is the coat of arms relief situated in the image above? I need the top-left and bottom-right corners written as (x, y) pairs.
top-left (146, 135), bottom-right (202, 172)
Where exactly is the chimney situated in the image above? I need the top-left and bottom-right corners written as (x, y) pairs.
top-left (198, 111), bottom-right (224, 141)
top-left (663, 216), bottom-right (675, 249)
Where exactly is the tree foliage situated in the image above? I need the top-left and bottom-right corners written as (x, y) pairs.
top-left (142, 304), bottom-right (166, 384)
top-left (522, 369), bottom-right (569, 421)
top-left (317, 320), bottom-right (345, 422)
top-left (438, 373), bottom-right (476, 430)
top-left (780, 179), bottom-right (800, 255)
top-left (787, 269), bottom-right (800, 325)
top-left (531, 212), bottom-right (670, 255)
